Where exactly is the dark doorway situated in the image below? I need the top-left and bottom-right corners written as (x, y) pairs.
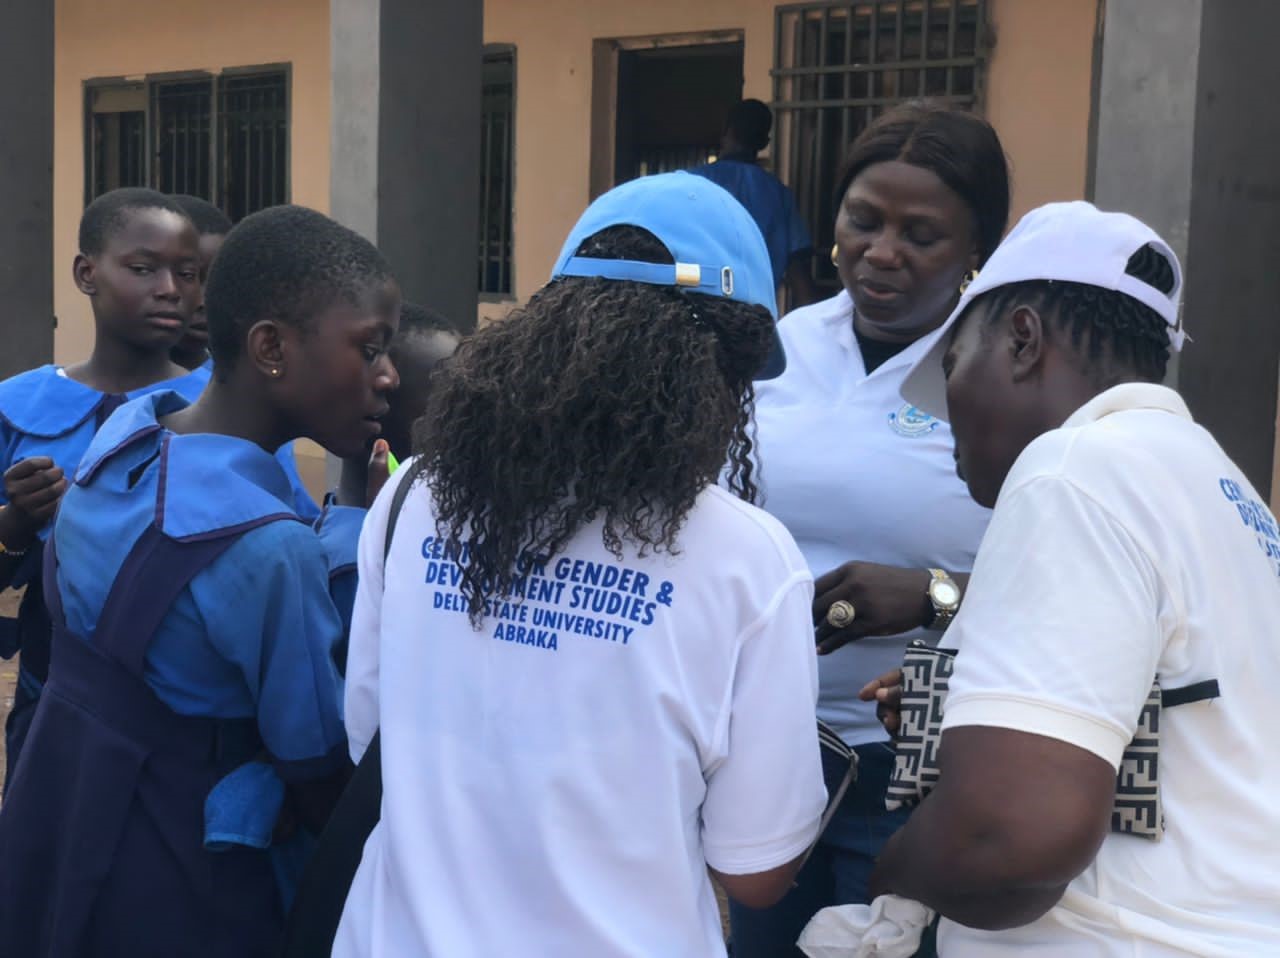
top-left (613, 40), bottom-right (744, 184)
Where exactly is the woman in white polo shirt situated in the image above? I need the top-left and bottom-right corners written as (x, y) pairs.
top-left (732, 103), bottom-right (1011, 955)
top-left (332, 173), bottom-right (827, 958)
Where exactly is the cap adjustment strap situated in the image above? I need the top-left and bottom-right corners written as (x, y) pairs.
top-left (558, 256), bottom-right (732, 299)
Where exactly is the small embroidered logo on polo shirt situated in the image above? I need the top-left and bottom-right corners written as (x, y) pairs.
top-left (888, 403), bottom-right (940, 438)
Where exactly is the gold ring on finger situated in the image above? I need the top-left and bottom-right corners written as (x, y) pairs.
top-left (826, 599), bottom-right (857, 629)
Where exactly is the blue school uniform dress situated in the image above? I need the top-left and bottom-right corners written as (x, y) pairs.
top-left (0, 364), bottom-right (207, 783)
top-left (313, 498), bottom-right (367, 674)
top-left (0, 391), bottom-right (348, 958)
top-left (280, 443), bottom-right (323, 521)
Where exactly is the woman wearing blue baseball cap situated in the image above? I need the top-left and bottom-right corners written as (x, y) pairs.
top-left (330, 173), bottom-right (826, 958)
top-left (735, 102), bottom-right (1011, 956)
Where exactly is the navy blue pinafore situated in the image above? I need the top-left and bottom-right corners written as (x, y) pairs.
top-left (1, 393), bottom-right (128, 787)
top-left (0, 519), bottom-right (288, 957)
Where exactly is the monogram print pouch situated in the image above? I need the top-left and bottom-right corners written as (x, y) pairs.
top-left (885, 640), bottom-right (1219, 841)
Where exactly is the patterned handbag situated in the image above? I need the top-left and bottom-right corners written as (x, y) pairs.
top-left (885, 640), bottom-right (1219, 841)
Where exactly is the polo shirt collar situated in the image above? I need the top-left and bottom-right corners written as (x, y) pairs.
top-left (1063, 383), bottom-right (1192, 429)
top-left (821, 290), bottom-right (941, 383)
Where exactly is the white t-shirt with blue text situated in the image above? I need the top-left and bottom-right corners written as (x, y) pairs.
top-left (939, 384), bottom-right (1280, 957)
top-left (335, 474), bottom-right (827, 958)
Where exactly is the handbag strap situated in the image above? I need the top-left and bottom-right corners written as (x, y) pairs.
top-left (280, 470), bottom-right (415, 956)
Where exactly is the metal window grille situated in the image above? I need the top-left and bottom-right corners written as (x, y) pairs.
top-left (773, 0), bottom-right (987, 288)
top-left (84, 67), bottom-right (289, 222)
top-left (90, 111), bottom-right (146, 198)
top-left (479, 47), bottom-right (515, 297)
top-left (219, 72), bottom-right (290, 223)
top-left (153, 79), bottom-right (213, 199)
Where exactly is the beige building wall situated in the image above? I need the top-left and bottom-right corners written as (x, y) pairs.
top-left (47, 0), bottom-right (1099, 496)
top-left (52, 0), bottom-right (331, 364)
top-left (986, 0), bottom-right (1097, 222)
top-left (482, 0), bottom-right (778, 320)
top-left (51, 0), bottom-right (1097, 339)
top-left (484, 0), bottom-right (1098, 322)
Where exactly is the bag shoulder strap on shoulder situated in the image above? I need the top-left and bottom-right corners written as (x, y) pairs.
top-left (383, 468), bottom-right (415, 564)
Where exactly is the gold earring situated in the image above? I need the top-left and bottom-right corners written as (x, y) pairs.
top-left (270, 367), bottom-right (280, 377)
top-left (830, 244), bottom-right (839, 267)
top-left (959, 269), bottom-right (979, 294)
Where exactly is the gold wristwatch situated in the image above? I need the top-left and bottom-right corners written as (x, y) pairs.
top-left (926, 568), bottom-right (961, 629)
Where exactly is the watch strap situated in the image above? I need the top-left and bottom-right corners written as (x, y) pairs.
top-left (926, 568), bottom-right (959, 629)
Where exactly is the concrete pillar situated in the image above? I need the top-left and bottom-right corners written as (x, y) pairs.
top-left (0, 4), bottom-right (55, 379)
top-left (1092, 0), bottom-right (1280, 499)
top-left (328, 0), bottom-right (483, 487)
top-left (1090, 0), bottom-right (1201, 384)
top-left (330, 0), bottom-right (482, 332)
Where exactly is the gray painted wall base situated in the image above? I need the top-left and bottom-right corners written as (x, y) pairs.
top-left (328, 0), bottom-right (483, 492)
top-left (0, 5), bottom-right (55, 378)
top-left (1093, 0), bottom-right (1280, 497)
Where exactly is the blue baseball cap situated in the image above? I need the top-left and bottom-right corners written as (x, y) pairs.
top-left (551, 172), bottom-right (786, 380)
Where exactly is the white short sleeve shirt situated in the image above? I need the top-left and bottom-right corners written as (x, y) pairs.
top-left (334, 477), bottom-right (827, 958)
top-left (752, 291), bottom-right (991, 745)
top-left (938, 384), bottom-right (1280, 957)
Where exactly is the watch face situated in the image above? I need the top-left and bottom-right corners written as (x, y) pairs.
top-left (931, 580), bottom-right (961, 608)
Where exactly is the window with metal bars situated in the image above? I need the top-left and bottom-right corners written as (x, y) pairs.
top-left (772, 0), bottom-right (987, 291)
top-left (152, 79), bottom-right (213, 199)
top-left (85, 66), bottom-right (289, 222)
top-left (479, 46), bottom-right (515, 298)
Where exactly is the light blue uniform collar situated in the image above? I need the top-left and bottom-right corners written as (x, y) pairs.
top-left (76, 391), bottom-right (302, 540)
top-left (0, 364), bottom-right (210, 439)
top-left (0, 366), bottom-right (114, 439)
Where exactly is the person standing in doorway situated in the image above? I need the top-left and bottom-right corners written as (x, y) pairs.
top-left (692, 99), bottom-right (818, 307)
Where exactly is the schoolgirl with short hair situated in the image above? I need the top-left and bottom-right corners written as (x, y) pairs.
top-left (0, 204), bottom-right (401, 958)
top-left (0, 187), bottom-right (207, 783)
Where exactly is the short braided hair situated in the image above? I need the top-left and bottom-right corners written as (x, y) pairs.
top-left (399, 301), bottom-right (458, 338)
top-left (726, 99), bottom-right (773, 154)
top-left (204, 205), bottom-right (394, 380)
top-left (78, 188), bottom-right (190, 255)
top-left (170, 194), bottom-right (233, 237)
top-left (977, 243), bottom-right (1177, 384)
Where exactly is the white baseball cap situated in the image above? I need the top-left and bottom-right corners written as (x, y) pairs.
top-left (900, 200), bottom-right (1185, 420)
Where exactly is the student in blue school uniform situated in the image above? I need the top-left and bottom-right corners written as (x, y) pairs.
top-left (0, 204), bottom-right (401, 958)
top-left (315, 301), bottom-right (460, 654)
top-left (167, 192), bottom-right (323, 519)
top-left (168, 194), bottom-right (233, 373)
top-left (0, 187), bottom-right (208, 786)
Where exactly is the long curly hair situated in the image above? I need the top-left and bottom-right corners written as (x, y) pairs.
top-left (410, 225), bottom-right (776, 622)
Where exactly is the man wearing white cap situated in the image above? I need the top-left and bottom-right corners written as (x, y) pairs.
top-left (864, 201), bottom-right (1280, 955)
